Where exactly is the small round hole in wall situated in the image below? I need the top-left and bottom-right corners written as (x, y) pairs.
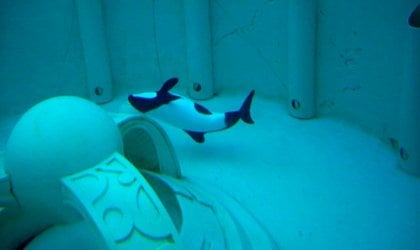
top-left (400, 147), bottom-right (409, 161)
top-left (193, 82), bottom-right (202, 92)
top-left (94, 87), bottom-right (104, 96)
top-left (291, 99), bottom-right (301, 110)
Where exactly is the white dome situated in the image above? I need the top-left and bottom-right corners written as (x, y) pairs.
top-left (4, 96), bottom-right (123, 221)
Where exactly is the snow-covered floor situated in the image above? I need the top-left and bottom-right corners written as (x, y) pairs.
top-left (1, 93), bottom-right (419, 250)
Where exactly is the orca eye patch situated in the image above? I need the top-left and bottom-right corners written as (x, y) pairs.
top-left (194, 103), bottom-right (212, 115)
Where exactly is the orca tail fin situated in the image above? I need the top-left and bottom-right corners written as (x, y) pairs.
top-left (239, 90), bottom-right (255, 124)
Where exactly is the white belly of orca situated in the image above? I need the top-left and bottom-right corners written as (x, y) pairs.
top-left (147, 97), bottom-right (226, 132)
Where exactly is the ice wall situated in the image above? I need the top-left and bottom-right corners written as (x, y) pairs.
top-left (0, 1), bottom-right (86, 116)
top-left (103, 0), bottom-right (187, 94)
top-left (316, 1), bottom-right (417, 140)
top-left (0, 0), bottom-right (418, 143)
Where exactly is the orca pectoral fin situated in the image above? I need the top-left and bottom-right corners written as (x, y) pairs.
top-left (184, 130), bottom-right (205, 143)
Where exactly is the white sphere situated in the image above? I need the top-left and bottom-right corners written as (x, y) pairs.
top-left (4, 96), bottom-right (123, 221)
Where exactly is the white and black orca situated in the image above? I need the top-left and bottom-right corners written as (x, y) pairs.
top-left (128, 77), bottom-right (255, 143)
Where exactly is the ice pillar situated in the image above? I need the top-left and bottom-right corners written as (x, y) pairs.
top-left (184, 0), bottom-right (214, 100)
top-left (76, 0), bottom-right (113, 103)
top-left (287, 0), bottom-right (317, 119)
top-left (399, 4), bottom-right (420, 176)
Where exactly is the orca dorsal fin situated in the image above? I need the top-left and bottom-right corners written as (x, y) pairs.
top-left (184, 130), bottom-right (205, 143)
top-left (158, 77), bottom-right (178, 95)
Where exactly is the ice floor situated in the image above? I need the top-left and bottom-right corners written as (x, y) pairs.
top-left (1, 93), bottom-right (419, 250)
top-left (105, 92), bottom-right (420, 250)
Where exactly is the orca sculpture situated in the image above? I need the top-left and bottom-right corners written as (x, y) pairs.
top-left (128, 77), bottom-right (255, 143)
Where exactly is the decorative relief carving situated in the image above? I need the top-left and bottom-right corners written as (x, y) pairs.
top-left (62, 153), bottom-right (180, 249)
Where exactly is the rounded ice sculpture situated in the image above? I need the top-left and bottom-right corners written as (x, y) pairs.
top-left (4, 96), bottom-right (123, 221)
top-left (1, 96), bottom-right (278, 249)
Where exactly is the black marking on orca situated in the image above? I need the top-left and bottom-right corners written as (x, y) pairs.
top-left (184, 130), bottom-right (205, 143)
top-left (128, 93), bottom-right (180, 113)
top-left (224, 90), bottom-right (255, 128)
top-left (129, 77), bottom-right (255, 143)
top-left (240, 90), bottom-right (255, 124)
top-left (128, 78), bottom-right (180, 113)
top-left (128, 95), bottom-right (158, 113)
top-left (194, 103), bottom-right (212, 115)
top-left (409, 4), bottom-right (420, 27)
top-left (157, 92), bottom-right (180, 105)
top-left (158, 77), bottom-right (178, 95)
top-left (224, 111), bottom-right (241, 128)
top-left (156, 77), bottom-right (180, 105)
